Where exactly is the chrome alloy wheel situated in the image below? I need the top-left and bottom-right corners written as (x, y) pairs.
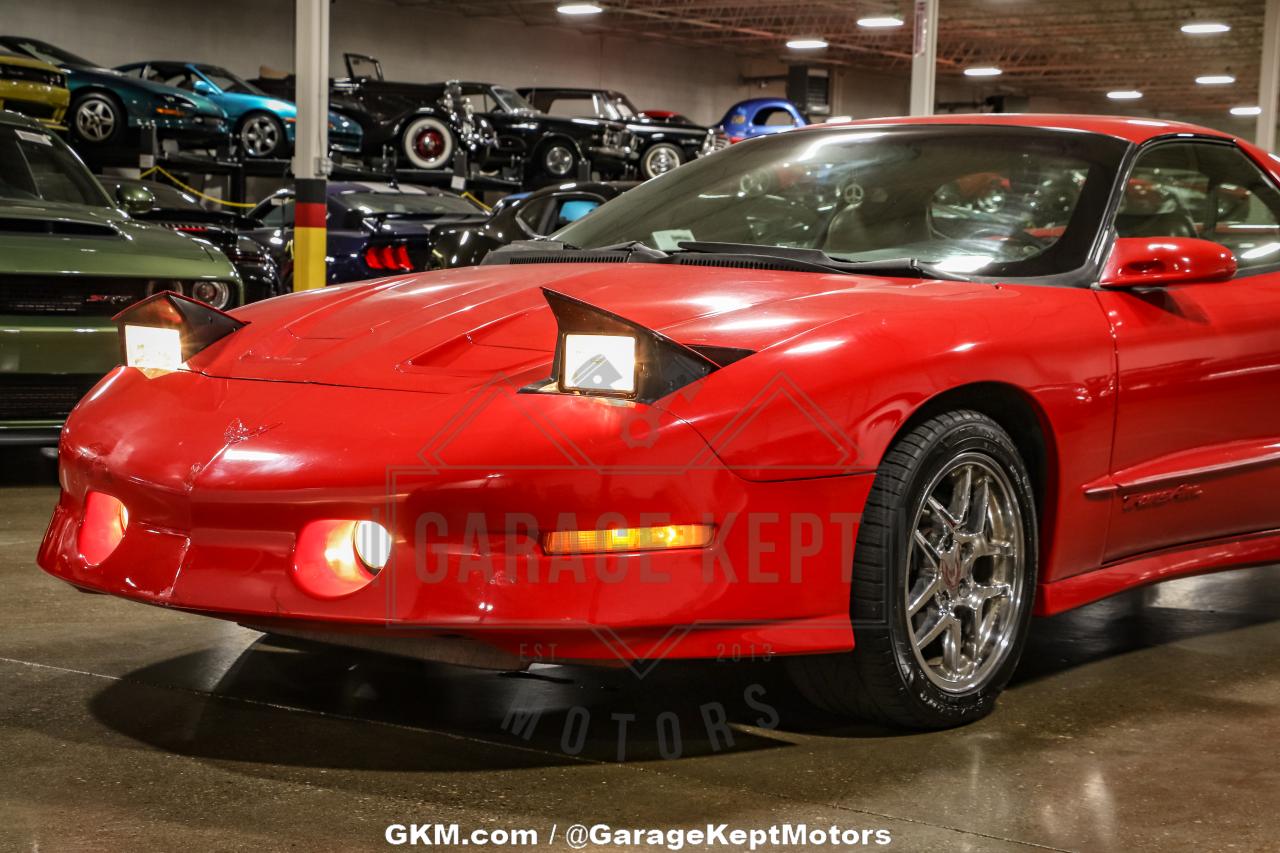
top-left (240, 115), bottom-right (281, 157)
top-left (904, 452), bottom-right (1026, 694)
top-left (75, 96), bottom-right (117, 143)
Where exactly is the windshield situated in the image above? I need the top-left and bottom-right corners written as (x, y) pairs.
top-left (196, 65), bottom-right (263, 95)
top-left (340, 191), bottom-right (483, 216)
top-left (0, 125), bottom-right (112, 207)
top-left (557, 125), bottom-right (1129, 278)
top-left (492, 87), bottom-right (537, 113)
top-left (601, 94), bottom-right (637, 120)
top-left (3, 37), bottom-right (95, 68)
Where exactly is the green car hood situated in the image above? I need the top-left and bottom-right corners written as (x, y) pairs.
top-left (0, 200), bottom-right (238, 279)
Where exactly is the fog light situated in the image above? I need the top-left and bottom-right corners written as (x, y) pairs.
top-left (79, 491), bottom-right (129, 565)
top-left (543, 524), bottom-right (713, 555)
top-left (353, 520), bottom-right (392, 572)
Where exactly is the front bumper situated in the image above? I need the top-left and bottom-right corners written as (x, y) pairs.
top-left (39, 367), bottom-right (868, 664)
top-left (0, 314), bottom-right (118, 436)
top-left (0, 80), bottom-right (69, 128)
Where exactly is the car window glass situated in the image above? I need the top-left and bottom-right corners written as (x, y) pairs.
top-left (547, 96), bottom-right (599, 118)
top-left (755, 108), bottom-right (797, 127)
top-left (1117, 142), bottom-right (1280, 270)
top-left (515, 196), bottom-right (554, 234)
top-left (0, 127), bottom-right (111, 206)
top-left (553, 197), bottom-right (602, 229)
top-left (259, 198), bottom-right (294, 227)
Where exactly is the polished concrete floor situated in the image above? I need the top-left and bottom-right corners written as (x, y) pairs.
top-left (2, 449), bottom-right (1279, 852)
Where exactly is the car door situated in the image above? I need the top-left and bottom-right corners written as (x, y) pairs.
top-left (1097, 138), bottom-right (1280, 562)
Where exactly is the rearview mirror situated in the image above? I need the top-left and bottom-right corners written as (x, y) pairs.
top-left (116, 183), bottom-right (155, 217)
top-left (1101, 236), bottom-right (1236, 288)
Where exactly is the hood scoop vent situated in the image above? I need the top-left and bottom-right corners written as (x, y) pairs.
top-left (0, 218), bottom-right (119, 238)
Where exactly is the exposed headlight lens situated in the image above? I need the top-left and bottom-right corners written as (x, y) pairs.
top-left (189, 280), bottom-right (231, 309)
top-left (562, 333), bottom-right (636, 394)
top-left (124, 325), bottom-right (182, 371)
top-left (543, 524), bottom-right (714, 555)
top-left (352, 520), bottom-right (392, 573)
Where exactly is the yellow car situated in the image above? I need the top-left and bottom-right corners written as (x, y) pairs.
top-left (0, 51), bottom-right (68, 129)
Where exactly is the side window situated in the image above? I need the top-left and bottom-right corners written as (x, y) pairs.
top-left (754, 107), bottom-right (797, 128)
top-left (551, 196), bottom-right (602, 230)
top-left (515, 196), bottom-right (553, 234)
top-left (1117, 142), bottom-right (1280, 270)
top-left (547, 96), bottom-right (598, 118)
top-left (258, 198), bottom-right (294, 227)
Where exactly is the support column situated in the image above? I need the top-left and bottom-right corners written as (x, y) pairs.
top-left (1258, 0), bottom-right (1280, 152)
top-left (909, 0), bottom-right (939, 116)
top-left (292, 0), bottom-right (331, 291)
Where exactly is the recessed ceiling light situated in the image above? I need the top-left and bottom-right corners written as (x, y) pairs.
top-left (1196, 74), bottom-right (1236, 85)
top-left (557, 3), bottom-right (603, 14)
top-left (964, 67), bottom-right (1003, 77)
top-left (1231, 105), bottom-right (1263, 116)
top-left (786, 38), bottom-right (829, 49)
top-left (857, 16), bottom-right (905, 28)
top-left (1107, 90), bottom-right (1143, 100)
top-left (1181, 22), bottom-right (1230, 34)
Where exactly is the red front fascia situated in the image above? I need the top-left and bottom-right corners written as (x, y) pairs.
top-left (38, 367), bottom-right (869, 661)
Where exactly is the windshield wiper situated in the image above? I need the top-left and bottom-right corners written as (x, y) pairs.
top-left (482, 239), bottom-right (667, 265)
top-left (673, 241), bottom-right (967, 280)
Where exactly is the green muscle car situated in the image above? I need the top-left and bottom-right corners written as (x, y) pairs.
top-left (0, 109), bottom-right (242, 445)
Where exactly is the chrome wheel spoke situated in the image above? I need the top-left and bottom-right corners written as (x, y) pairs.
top-left (904, 453), bottom-right (1025, 695)
top-left (908, 573), bottom-right (943, 616)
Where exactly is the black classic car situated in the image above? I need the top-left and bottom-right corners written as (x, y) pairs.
top-left (102, 177), bottom-right (283, 303)
top-left (430, 180), bottom-right (635, 269)
top-left (253, 54), bottom-right (495, 172)
top-left (519, 87), bottom-right (716, 178)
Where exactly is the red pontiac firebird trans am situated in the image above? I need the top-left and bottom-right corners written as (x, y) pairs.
top-left (38, 115), bottom-right (1280, 729)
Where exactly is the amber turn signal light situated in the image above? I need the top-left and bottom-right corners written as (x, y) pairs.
top-left (542, 524), bottom-right (714, 555)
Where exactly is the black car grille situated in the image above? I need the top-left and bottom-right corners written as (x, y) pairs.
top-left (0, 276), bottom-right (214, 316)
top-left (0, 374), bottom-right (101, 421)
top-left (0, 64), bottom-right (65, 87)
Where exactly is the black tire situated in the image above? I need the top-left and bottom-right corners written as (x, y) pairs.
top-left (70, 92), bottom-right (124, 146)
top-left (788, 410), bottom-right (1039, 729)
top-left (640, 142), bottom-right (684, 178)
top-left (238, 111), bottom-right (287, 158)
top-left (535, 139), bottom-right (578, 180)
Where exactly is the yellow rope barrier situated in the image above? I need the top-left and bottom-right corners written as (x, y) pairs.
top-left (461, 190), bottom-right (491, 212)
top-left (139, 165), bottom-right (260, 209)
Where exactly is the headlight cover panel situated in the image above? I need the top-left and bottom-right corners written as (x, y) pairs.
top-left (539, 287), bottom-right (722, 404)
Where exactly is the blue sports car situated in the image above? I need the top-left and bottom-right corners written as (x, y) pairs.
top-left (244, 181), bottom-right (490, 286)
top-left (0, 36), bottom-right (228, 150)
top-left (716, 97), bottom-right (807, 143)
top-left (117, 60), bottom-right (363, 159)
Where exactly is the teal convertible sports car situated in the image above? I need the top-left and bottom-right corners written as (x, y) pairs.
top-left (0, 36), bottom-right (228, 150)
top-left (117, 60), bottom-right (363, 159)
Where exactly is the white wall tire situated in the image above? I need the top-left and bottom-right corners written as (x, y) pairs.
top-left (641, 142), bottom-right (683, 179)
top-left (401, 116), bottom-right (454, 170)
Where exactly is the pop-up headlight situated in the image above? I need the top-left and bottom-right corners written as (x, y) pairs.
top-left (543, 288), bottom-right (722, 404)
top-left (113, 291), bottom-right (247, 372)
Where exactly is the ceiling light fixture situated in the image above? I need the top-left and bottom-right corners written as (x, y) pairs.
top-left (1107, 90), bottom-right (1144, 100)
top-left (786, 38), bottom-right (829, 49)
top-left (857, 16), bottom-right (905, 28)
top-left (1181, 22), bottom-right (1231, 34)
top-left (557, 3), bottom-right (603, 15)
top-left (1196, 74), bottom-right (1236, 85)
top-left (1231, 105), bottom-right (1263, 116)
top-left (964, 67), bottom-right (1003, 77)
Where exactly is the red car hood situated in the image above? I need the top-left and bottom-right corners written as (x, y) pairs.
top-left (194, 262), bottom-right (988, 394)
